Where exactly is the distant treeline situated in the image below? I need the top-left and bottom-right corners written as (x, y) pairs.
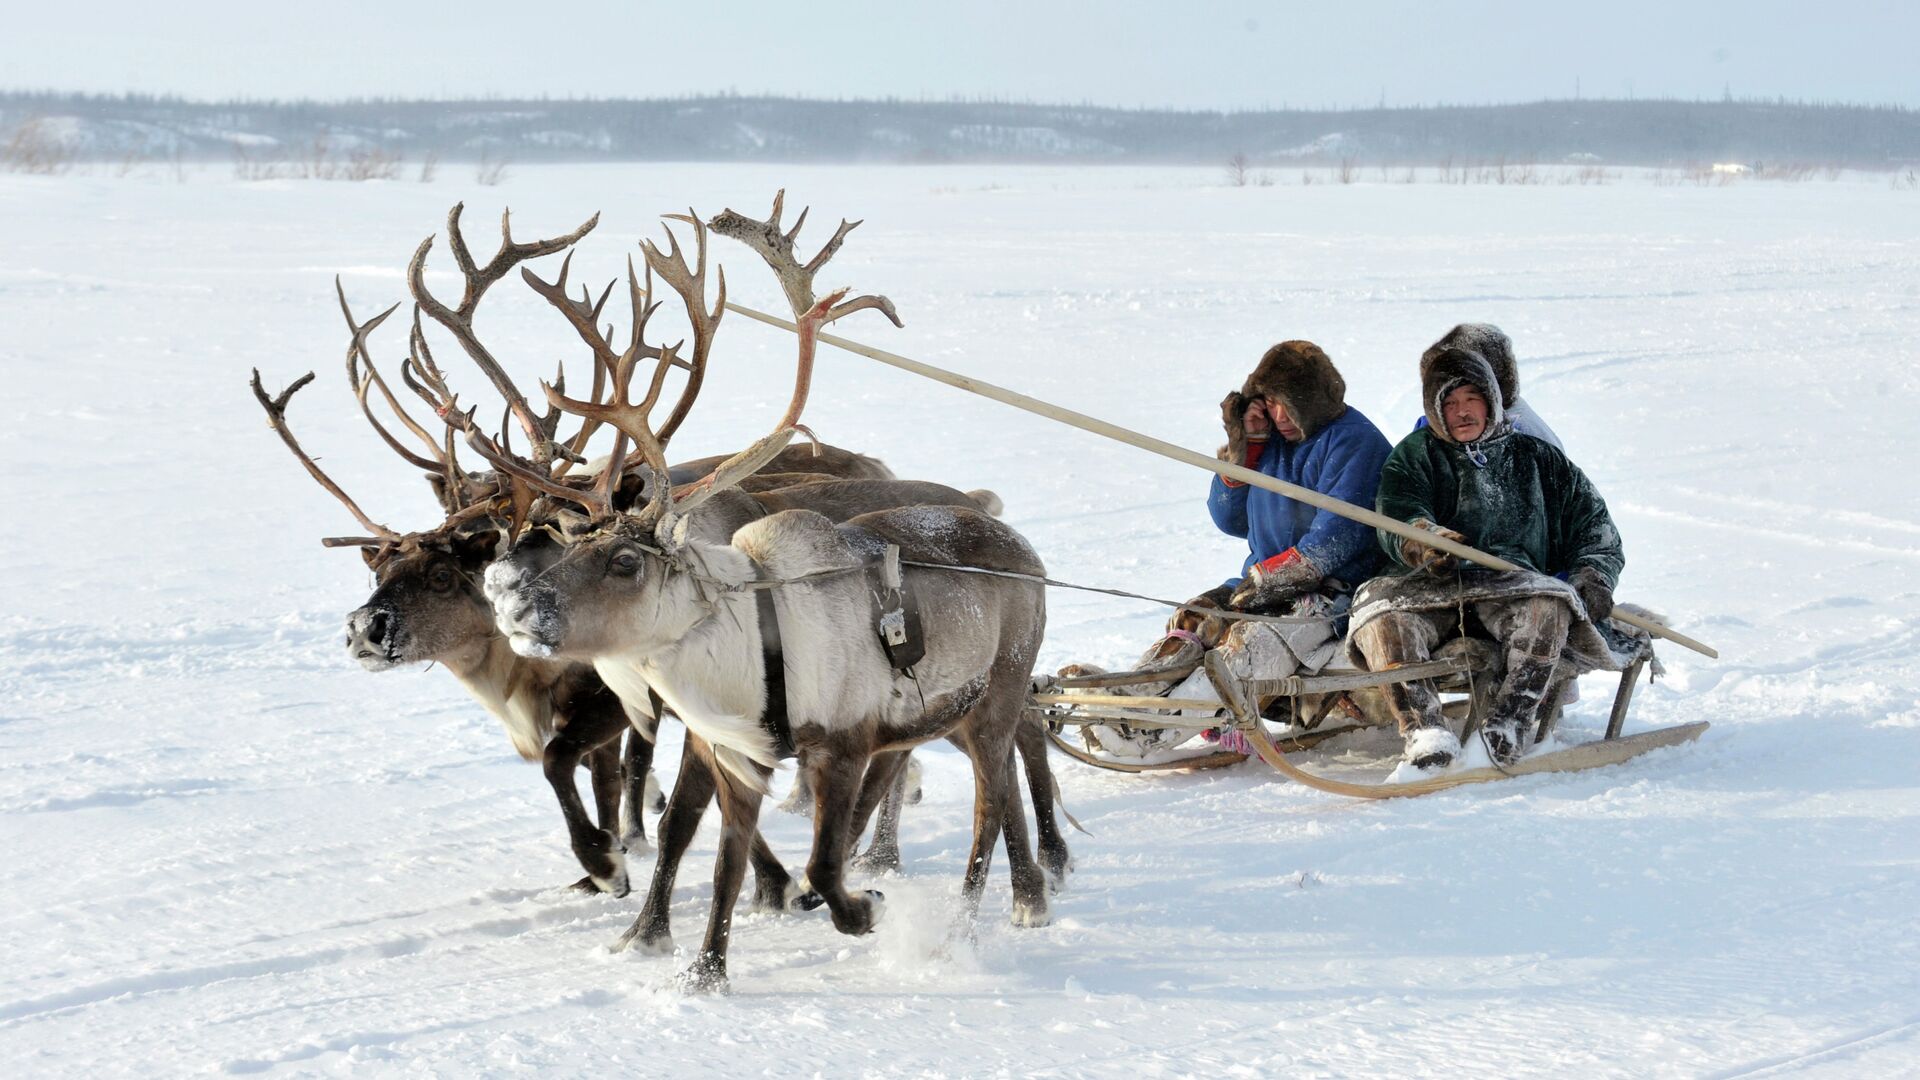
top-left (4, 91), bottom-right (1917, 167)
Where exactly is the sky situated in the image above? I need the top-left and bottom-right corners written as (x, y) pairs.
top-left (7, 1), bottom-right (1916, 110)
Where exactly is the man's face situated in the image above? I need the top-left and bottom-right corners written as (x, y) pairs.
top-left (1264, 396), bottom-right (1303, 443)
top-left (1442, 385), bottom-right (1489, 443)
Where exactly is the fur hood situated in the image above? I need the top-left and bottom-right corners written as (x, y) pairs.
top-left (1422, 347), bottom-right (1506, 444)
top-left (1240, 340), bottom-right (1347, 441)
top-left (1421, 323), bottom-right (1518, 408)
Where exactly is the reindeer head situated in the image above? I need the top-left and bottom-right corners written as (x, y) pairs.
top-left (344, 523), bottom-right (504, 671)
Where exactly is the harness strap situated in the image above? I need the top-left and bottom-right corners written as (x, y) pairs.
top-left (754, 583), bottom-right (797, 759)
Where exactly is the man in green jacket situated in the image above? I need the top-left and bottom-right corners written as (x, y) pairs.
top-left (1349, 347), bottom-right (1626, 769)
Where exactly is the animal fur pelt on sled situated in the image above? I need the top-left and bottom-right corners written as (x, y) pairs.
top-left (1345, 568), bottom-right (1660, 676)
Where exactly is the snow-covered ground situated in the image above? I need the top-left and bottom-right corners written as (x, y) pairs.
top-left (3, 164), bottom-right (1918, 1077)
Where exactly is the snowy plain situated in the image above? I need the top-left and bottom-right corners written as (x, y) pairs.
top-left (2, 162), bottom-right (1919, 1078)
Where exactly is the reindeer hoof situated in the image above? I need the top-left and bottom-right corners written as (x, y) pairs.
top-left (613, 917), bottom-right (674, 956)
top-left (849, 848), bottom-right (902, 876)
top-left (568, 875), bottom-right (602, 894)
top-left (619, 829), bottom-right (653, 855)
top-left (676, 955), bottom-right (730, 996)
top-left (1042, 851), bottom-right (1074, 892)
top-left (1011, 895), bottom-right (1052, 929)
top-left (752, 877), bottom-right (811, 914)
top-left (831, 890), bottom-right (886, 936)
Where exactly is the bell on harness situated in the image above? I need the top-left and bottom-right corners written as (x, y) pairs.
top-left (872, 543), bottom-right (926, 673)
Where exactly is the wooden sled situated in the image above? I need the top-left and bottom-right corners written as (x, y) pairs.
top-left (1030, 646), bottom-right (1708, 797)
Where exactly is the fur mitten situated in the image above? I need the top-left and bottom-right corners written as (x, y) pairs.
top-left (1569, 566), bottom-right (1615, 623)
top-left (1400, 518), bottom-right (1468, 573)
top-left (1218, 391), bottom-right (1251, 463)
top-left (1228, 548), bottom-right (1322, 612)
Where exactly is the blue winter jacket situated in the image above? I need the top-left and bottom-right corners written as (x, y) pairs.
top-left (1208, 405), bottom-right (1392, 588)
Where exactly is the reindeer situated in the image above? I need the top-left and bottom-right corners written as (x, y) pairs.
top-left (383, 201), bottom-right (1052, 923)
top-left (486, 195), bottom-right (1058, 991)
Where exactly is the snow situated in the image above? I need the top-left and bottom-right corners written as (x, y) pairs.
top-left (4, 163), bottom-right (1920, 1077)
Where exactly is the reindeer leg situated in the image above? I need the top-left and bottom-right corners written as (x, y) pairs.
top-left (679, 764), bottom-right (769, 995)
top-left (586, 739), bottom-right (628, 856)
top-left (998, 750), bottom-right (1051, 928)
top-left (619, 728), bottom-right (661, 848)
top-left (805, 744), bottom-right (884, 936)
top-left (955, 731), bottom-right (1011, 922)
top-left (544, 702), bottom-right (630, 897)
top-left (776, 748), bottom-right (814, 817)
top-left (1015, 717), bottom-right (1073, 890)
top-left (849, 750), bottom-right (913, 876)
top-left (615, 732), bottom-right (717, 955)
top-left (747, 823), bottom-right (807, 913)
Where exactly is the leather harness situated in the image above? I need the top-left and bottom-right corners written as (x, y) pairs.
top-left (751, 547), bottom-right (926, 762)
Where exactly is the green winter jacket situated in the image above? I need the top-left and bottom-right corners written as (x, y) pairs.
top-left (1375, 426), bottom-right (1624, 585)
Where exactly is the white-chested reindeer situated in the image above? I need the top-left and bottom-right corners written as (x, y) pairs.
top-left (380, 201), bottom-right (1066, 924)
top-left (486, 196), bottom-right (1056, 992)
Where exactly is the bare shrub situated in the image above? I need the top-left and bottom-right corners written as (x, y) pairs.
top-left (475, 149), bottom-right (510, 186)
top-left (1300, 169), bottom-right (1314, 186)
top-left (1225, 151), bottom-right (1250, 187)
top-left (417, 150), bottom-right (439, 183)
top-left (232, 144), bottom-right (286, 181)
top-left (1401, 165), bottom-right (1418, 183)
top-left (1894, 168), bottom-right (1919, 191)
top-left (2, 118), bottom-right (77, 175)
top-left (342, 146), bottom-right (402, 181)
top-left (1254, 169), bottom-right (1273, 187)
top-left (1337, 154), bottom-right (1357, 184)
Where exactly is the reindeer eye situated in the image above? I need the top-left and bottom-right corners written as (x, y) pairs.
top-left (610, 550), bottom-right (640, 576)
top-left (430, 565), bottom-right (455, 590)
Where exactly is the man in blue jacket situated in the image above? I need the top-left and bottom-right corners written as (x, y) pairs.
top-left (1200, 340), bottom-right (1392, 617)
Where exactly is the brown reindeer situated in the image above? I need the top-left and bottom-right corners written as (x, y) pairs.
top-left (487, 196), bottom-right (1056, 991)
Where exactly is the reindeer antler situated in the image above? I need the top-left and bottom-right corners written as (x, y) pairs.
top-left (521, 252), bottom-right (662, 476)
top-left (640, 210), bottom-right (725, 442)
top-left (250, 369), bottom-right (401, 547)
top-left (708, 189), bottom-right (903, 328)
top-left (334, 279), bottom-right (486, 514)
top-left (408, 203), bottom-right (598, 467)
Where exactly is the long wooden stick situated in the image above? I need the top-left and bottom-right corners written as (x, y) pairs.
top-left (726, 301), bottom-right (1718, 660)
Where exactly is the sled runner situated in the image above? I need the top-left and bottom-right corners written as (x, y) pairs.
top-left (1030, 644), bottom-right (1707, 798)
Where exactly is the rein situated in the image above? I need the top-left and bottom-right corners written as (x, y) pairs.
top-left (518, 523), bottom-right (1322, 627)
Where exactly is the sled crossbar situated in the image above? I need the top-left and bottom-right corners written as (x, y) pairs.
top-left (1249, 658), bottom-right (1465, 699)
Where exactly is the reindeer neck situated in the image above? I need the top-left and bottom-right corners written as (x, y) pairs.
top-left (634, 542), bottom-right (769, 727)
top-left (445, 634), bottom-right (561, 760)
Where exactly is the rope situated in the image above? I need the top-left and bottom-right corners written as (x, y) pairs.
top-left (894, 559), bottom-right (1324, 627)
top-left (607, 536), bottom-right (1324, 628)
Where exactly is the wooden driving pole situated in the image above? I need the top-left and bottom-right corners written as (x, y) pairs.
top-left (726, 301), bottom-right (1718, 660)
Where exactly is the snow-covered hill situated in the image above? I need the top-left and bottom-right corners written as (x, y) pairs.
top-left (2, 164), bottom-right (1918, 1077)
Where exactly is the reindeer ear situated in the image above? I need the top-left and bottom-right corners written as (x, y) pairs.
top-left (424, 473), bottom-right (455, 513)
top-left (451, 527), bottom-right (504, 568)
top-left (361, 546), bottom-right (382, 569)
top-left (613, 467), bottom-right (651, 512)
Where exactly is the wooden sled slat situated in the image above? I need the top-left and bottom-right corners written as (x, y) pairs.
top-left (1243, 719), bottom-right (1710, 799)
top-left (1041, 723), bottom-right (1367, 774)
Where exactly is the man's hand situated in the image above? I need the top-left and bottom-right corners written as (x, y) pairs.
top-left (1218, 391), bottom-right (1271, 466)
top-left (1400, 518), bottom-right (1468, 573)
top-left (1569, 566), bottom-right (1615, 623)
top-left (1229, 549), bottom-right (1322, 612)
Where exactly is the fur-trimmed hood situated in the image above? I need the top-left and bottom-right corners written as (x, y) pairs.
top-left (1422, 347), bottom-right (1506, 445)
top-left (1422, 323), bottom-right (1518, 409)
top-left (1240, 340), bottom-right (1347, 441)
